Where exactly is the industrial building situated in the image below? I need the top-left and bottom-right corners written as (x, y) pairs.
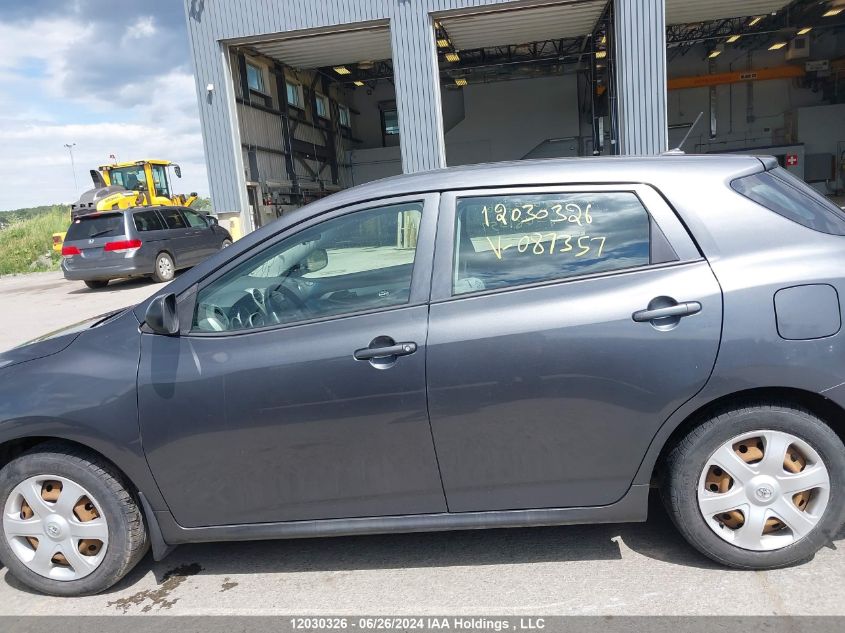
top-left (183, 0), bottom-right (845, 233)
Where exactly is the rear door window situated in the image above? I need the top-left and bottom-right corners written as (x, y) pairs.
top-left (134, 210), bottom-right (166, 232)
top-left (452, 192), bottom-right (651, 295)
top-left (66, 214), bottom-right (125, 241)
top-left (159, 208), bottom-right (188, 230)
top-left (731, 167), bottom-right (845, 235)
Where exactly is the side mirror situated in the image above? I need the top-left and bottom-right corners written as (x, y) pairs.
top-left (174, 165), bottom-right (182, 178)
top-left (301, 248), bottom-right (328, 274)
top-left (145, 293), bottom-right (180, 336)
top-left (207, 215), bottom-right (219, 226)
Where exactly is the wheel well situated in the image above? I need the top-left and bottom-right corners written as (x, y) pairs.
top-left (651, 387), bottom-right (845, 484)
top-left (0, 436), bottom-right (136, 491)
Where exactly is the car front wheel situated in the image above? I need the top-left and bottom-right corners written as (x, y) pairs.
top-left (0, 444), bottom-right (148, 596)
top-left (662, 403), bottom-right (845, 569)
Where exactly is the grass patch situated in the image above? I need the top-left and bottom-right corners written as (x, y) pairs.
top-left (0, 206), bottom-right (70, 275)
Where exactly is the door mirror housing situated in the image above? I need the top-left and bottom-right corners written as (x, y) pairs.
top-left (174, 164), bottom-right (182, 178)
top-left (207, 215), bottom-right (219, 226)
top-left (300, 248), bottom-right (328, 274)
top-left (145, 293), bottom-right (180, 336)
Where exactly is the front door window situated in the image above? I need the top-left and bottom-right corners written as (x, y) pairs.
top-left (192, 201), bottom-right (424, 332)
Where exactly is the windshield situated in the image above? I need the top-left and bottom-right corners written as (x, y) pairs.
top-left (107, 166), bottom-right (147, 191)
top-left (65, 214), bottom-right (125, 241)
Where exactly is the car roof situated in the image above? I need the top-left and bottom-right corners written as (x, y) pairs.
top-left (301, 154), bottom-right (770, 215)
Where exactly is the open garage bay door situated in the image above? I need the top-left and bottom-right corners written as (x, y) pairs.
top-left (438, 0), bottom-right (607, 50)
top-left (242, 22), bottom-right (392, 70)
top-left (665, 0), bottom-right (792, 25)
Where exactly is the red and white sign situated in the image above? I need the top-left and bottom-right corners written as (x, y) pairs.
top-left (786, 154), bottom-right (799, 167)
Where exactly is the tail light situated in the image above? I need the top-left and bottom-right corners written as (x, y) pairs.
top-left (104, 239), bottom-right (142, 253)
top-left (61, 245), bottom-right (81, 257)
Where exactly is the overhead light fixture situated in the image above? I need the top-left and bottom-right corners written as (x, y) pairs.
top-left (708, 49), bottom-right (722, 58)
top-left (748, 16), bottom-right (763, 26)
top-left (445, 52), bottom-right (460, 62)
top-left (797, 27), bottom-right (813, 35)
top-left (823, 7), bottom-right (843, 17)
top-left (596, 50), bottom-right (607, 59)
top-left (436, 38), bottom-right (450, 48)
top-left (768, 41), bottom-right (788, 50)
top-left (600, 35), bottom-right (607, 45)
top-left (726, 34), bottom-right (741, 43)
top-left (454, 77), bottom-right (467, 87)
top-left (333, 66), bottom-right (351, 75)
top-left (353, 80), bottom-right (364, 87)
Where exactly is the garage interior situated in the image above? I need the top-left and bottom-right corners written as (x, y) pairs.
top-left (225, 0), bottom-right (845, 229)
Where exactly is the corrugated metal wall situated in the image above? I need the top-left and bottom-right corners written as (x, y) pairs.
top-left (613, 0), bottom-right (668, 155)
top-left (184, 0), bottom-right (668, 214)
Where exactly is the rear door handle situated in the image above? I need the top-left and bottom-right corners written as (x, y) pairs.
top-left (632, 301), bottom-right (702, 323)
top-left (354, 342), bottom-right (417, 361)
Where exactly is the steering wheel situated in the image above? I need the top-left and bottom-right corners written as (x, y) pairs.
top-left (266, 282), bottom-right (310, 321)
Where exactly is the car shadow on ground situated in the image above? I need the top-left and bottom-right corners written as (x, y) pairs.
top-left (66, 271), bottom-right (184, 295)
top-left (4, 493), bottom-right (845, 597)
top-left (67, 278), bottom-right (156, 295)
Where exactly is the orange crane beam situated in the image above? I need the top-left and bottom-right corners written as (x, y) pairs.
top-left (668, 65), bottom-right (805, 90)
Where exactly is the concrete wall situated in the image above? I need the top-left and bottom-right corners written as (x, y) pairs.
top-left (445, 74), bottom-right (580, 165)
top-left (349, 73), bottom-right (581, 184)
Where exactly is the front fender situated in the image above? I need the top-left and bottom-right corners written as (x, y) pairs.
top-left (0, 310), bottom-right (168, 510)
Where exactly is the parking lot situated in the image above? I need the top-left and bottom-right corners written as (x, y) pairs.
top-left (0, 271), bottom-right (844, 616)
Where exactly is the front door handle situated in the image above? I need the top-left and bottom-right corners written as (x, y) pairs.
top-left (353, 341), bottom-right (417, 361)
top-left (632, 301), bottom-right (702, 323)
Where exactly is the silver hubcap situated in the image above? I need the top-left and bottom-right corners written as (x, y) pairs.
top-left (3, 475), bottom-right (109, 580)
top-left (698, 430), bottom-right (830, 551)
top-left (158, 256), bottom-right (173, 278)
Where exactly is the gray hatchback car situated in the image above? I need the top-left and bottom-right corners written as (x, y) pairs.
top-left (2, 155), bottom-right (845, 596)
top-left (61, 206), bottom-right (232, 289)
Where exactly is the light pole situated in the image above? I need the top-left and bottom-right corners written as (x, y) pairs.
top-left (64, 143), bottom-right (78, 198)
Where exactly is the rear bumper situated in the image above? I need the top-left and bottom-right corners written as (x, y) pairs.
top-left (61, 258), bottom-right (151, 281)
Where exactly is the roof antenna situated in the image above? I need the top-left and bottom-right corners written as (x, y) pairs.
top-left (663, 111), bottom-right (703, 155)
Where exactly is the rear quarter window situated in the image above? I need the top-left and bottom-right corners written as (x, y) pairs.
top-left (65, 214), bottom-right (125, 241)
top-left (731, 167), bottom-right (845, 235)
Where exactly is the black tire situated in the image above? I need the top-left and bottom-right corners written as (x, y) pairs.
top-left (0, 443), bottom-right (148, 596)
top-left (151, 252), bottom-right (175, 283)
top-left (662, 402), bottom-right (845, 569)
top-left (84, 280), bottom-right (108, 290)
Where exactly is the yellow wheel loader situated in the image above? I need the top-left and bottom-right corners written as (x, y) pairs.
top-left (52, 159), bottom-right (199, 252)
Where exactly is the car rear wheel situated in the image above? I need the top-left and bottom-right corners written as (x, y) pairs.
top-left (0, 443), bottom-right (148, 596)
top-left (151, 252), bottom-right (175, 283)
top-left (84, 280), bottom-right (108, 290)
top-left (662, 403), bottom-right (845, 569)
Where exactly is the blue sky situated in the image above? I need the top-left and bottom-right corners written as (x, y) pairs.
top-left (0, 0), bottom-right (209, 210)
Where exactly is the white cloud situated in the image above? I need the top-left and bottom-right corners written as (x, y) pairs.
top-left (0, 8), bottom-right (208, 211)
top-left (124, 16), bottom-right (157, 40)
